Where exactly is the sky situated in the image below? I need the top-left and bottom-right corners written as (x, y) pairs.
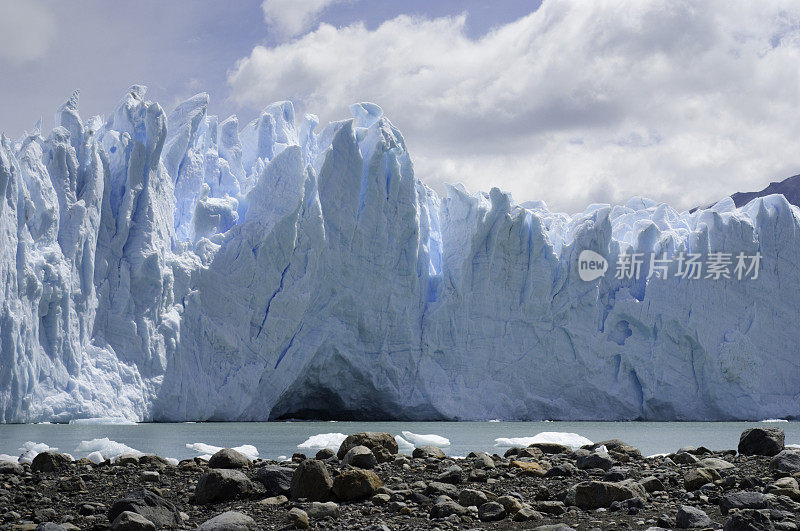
top-left (1, 0), bottom-right (799, 212)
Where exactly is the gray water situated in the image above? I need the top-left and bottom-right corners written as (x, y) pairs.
top-left (1, 421), bottom-right (797, 462)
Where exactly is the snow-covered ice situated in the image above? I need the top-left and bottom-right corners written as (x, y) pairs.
top-left (75, 438), bottom-right (142, 460)
top-left (401, 431), bottom-right (451, 447)
top-left (1, 87), bottom-right (799, 423)
top-left (297, 433), bottom-right (347, 450)
top-left (494, 432), bottom-right (593, 448)
top-left (394, 435), bottom-right (414, 450)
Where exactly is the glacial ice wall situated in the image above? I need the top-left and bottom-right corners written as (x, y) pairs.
top-left (1, 87), bottom-right (798, 423)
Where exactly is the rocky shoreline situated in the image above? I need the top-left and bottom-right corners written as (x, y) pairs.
top-left (1, 428), bottom-right (799, 530)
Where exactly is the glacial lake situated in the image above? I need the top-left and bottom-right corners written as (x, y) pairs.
top-left (1, 421), bottom-right (797, 463)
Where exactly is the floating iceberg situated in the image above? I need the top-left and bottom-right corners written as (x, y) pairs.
top-left (494, 432), bottom-right (593, 448)
top-left (75, 438), bottom-right (141, 460)
top-left (297, 433), bottom-right (347, 450)
top-left (401, 431), bottom-right (451, 447)
top-left (1, 87), bottom-right (799, 423)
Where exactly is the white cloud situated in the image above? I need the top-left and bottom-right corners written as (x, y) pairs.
top-left (231, 0), bottom-right (800, 212)
top-left (261, 0), bottom-right (348, 38)
top-left (0, 1), bottom-right (56, 64)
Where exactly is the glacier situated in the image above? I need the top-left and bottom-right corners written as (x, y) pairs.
top-left (1, 86), bottom-right (799, 423)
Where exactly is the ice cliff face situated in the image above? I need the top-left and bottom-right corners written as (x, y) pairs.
top-left (1, 87), bottom-right (798, 423)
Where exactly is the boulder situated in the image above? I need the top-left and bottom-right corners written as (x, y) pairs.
top-left (436, 465), bottom-right (463, 484)
top-left (195, 469), bottom-right (255, 504)
top-left (256, 465), bottom-right (294, 496)
top-left (197, 511), bottom-right (257, 530)
top-left (510, 460), bottom-right (546, 476)
top-left (35, 524), bottom-right (68, 531)
top-left (0, 461), bottom-right (24, 475)
top-left (305, 501), bottom-right (340, 519)
top-left (528, 442), bottom-right (571, 454)
top-left (108, 489), bottom-right (182, 527)
top-left (604, 466), bottom-right (629, 481)
top-left (684, 467), bottom-right (721, 490)
top-left (31, 452), bottom-right (72, 473)
top-left (585, 440), bottom-right (643, 460)
top-left (639, 476), bottom-right (665, 492)
top-left (738, 428), bottom-right (785, 456)
top-left (769, 449), bottom-right (800, 474)
top-left (111, 511), bottom-right (156, 531)
top-left (478, 501), bottom-right (506, 521)
top-left (672, 452), bottom-right (700, 465)
top-left (459, 488), bottom-right (489, 507)
top-left (719, 491), bottom-right (768, 515)
top-left (342, 446), bottom-right (377, 469)
top-left (573, 480), bottom-right (647, 509)
top-left (576, 451), bottom-right (614, 471)
top-left (208, 448), bottom-right (250, 469)
top-left (332, 469), bottom-right (382, 501)
top-left (723, 509), bottom-right (775, 531)
top-left (697, 457), bottom-right (735, 471)
top-left (337, 433), bottom-right (398, 461)
top-left (676, 505), bottom-right (714, 528)
top-left (412, 445), bottom-right (446, 459)
top-left (290, 459), bottom-right (332, 501)
top-left (430, 499), bottom-right (468, 518)
top-left (287, 507), bottom-right (309, 529)
top-left (472, 452), bottom-right (496, 469)
top-left (315, 448), bottom-right (335, 460)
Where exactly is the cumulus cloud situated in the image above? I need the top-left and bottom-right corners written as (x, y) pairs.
top-left (231, 0), bottom-right (800, 212)
top-left (262, 0), bottom-right (349, 38)
top-left (0, 1), bottom-right (56, 64)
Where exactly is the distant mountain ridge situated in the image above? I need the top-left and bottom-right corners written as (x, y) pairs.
top-left (730, 174), bottom-right (800, 208)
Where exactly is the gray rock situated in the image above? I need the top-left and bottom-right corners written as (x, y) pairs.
top-left (256, 465), bottom-right (294, 496)
top-left (528, 442), bottom-right (572, 454)
top-left (195, 469), bottom-right (255, 504)
top-left (770, 449), bottom-right (800, 474)
top-left (723, 509), bottom-right (775, 531)
top-left (536, 500), bottom-right (567, 515)
top-left (108, 489), bottom-right (182, 527)
top-left (331, 468), bottom-right (382, 501)
top-left (436, 464), bottom-right (463, 484)
top-left (430, 499), bottom-right (468, 518)
top-left (545, 463), bottom-right (577, 477)
top-left (111, 511), bottom-right (156, 531)
top-left (315, 448), bottom-right (335, 460)
top-left (305, 501), bottom-right (340, 519)
top-left (720, 491), bottom-right (768, 514)
top-left (739, 428), bottom-right (785, 457)
top-left (673, 451), bottom-right (700, 464)
top-left (342, 445), bottom-right (377, 469)
top-left (512, 505), bottom-right (543, 521)
top-left (35, 524), bottom-right (67, 531)
top-left (639, 476), bottom-right (665, 492)
top-left (459, 488), bottom-right (489, 507)
top-left (604, 466), bottom-right (629, 481)
top-left (532, 525), bottom-right (576, 531)
top-left (290, 459), bottom-right (332, 501)
top-left (478, 501), bottom-right (506, 521)
top-left (684, 467), bottom-right (721, 490)
top-left (426, 481), bottom-right (459, 498)
top-left (116, 454), bottom-right (141, 466)
top-left (138, 455), bottom-right (170, 468)
top-left (585, 439), bottom-right (643, 459)
top-left (208, 448), bottom-right (250, 469)
top-left (0, 461), bottom-right (24, 475)
top-left (573, 480), bottom-right (647, 509)
top-left (31, 451), bottom-right (71, 473)
top-left (697, 457), bottom-right (735, 470)
top-left (497, 494), bottom-right (522, 513)
top-left (197, 511), bottom-right (257, 531)
top-left (576, 451), bottom-right (614, 471)
top-left (140, 471), bottom-right (159, 483)
top-left (336, 433), bottom-right (398, 461)
top-left (676, 505), bottom-right (714, 529)
top-left (473, 452), bottom-right (496, 469)
top-left (412, 445), bottom-right (446, 459)
top-left (287, 507), bottom-right (309, 529)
